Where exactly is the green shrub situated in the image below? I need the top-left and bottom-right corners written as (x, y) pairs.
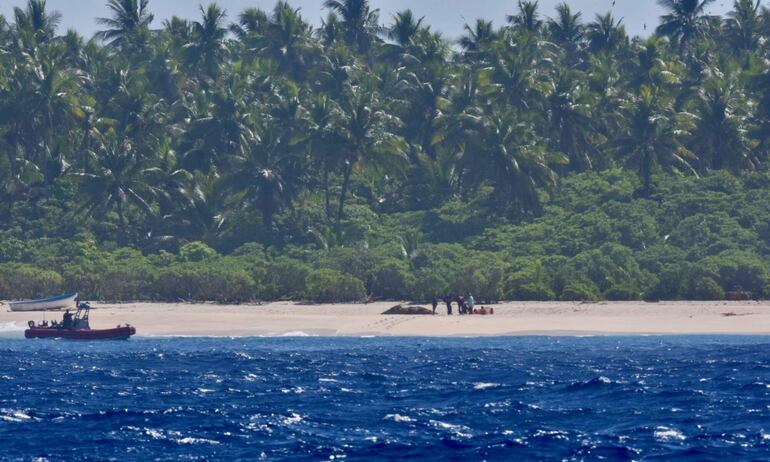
top-left (259, 258), bottom-right (311, 300)
top-left (511, 283), bottom-right (556, 301)
top-left (98, 264), bottom-right (159, 301)
top-left (305, 269), bottom-right (365, 303)
top-left (156, 262), bottom-right (255, 303)
top-left (179, 241), bottom-right (218, 262)
top-left (371, 259), bottom-right (414, 299)
top-left (604, 283), bottom-right (641, 301)
top-left (692, 277), bottom-right (725, 300)
top-left (0, 264), bottom-right (63, 299)
top-left (559, 280), bottom-right (600, 301)
top-left (410, 269), bottom-right (449, 302)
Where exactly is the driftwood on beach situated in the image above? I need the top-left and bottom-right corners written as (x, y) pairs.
top-left (381, 305), bottom-right (434, 316)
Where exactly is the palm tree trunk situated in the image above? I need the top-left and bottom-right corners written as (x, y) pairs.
top-left (116, 200), bottom-right (128, 246)
top-left (336, 161), bottom-right (353, 237)
top-left (323, 164), bottom-right (332, 220)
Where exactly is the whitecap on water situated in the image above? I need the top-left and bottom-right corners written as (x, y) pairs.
top-left (383, 414), bottom-right (415, 423)
top-left (281, 413), bottom-right (303, 425)
top-left (473, 382), bottom-right (500, 390)
top-left (0, 322), bottom-right (24, 333)
top-left (429, 420), bottom-right (472, 438)
top-left (278, 331), bottom-right (316, 337)
top-left (0, 409), bottom-right (33, 423)
top-left (654, 426), bottom-right (686, 442)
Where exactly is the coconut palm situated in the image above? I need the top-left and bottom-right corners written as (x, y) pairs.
top-left (184, 3), bottom-right (229, 81)
top-left (334, 84), bottom-right (406, 232)
top-left (689, 76), bottom-right (751, 171)
top-left (656, 0), bottom-right (718, 54)
top-left (724, 0), bottom-right (763, 58)
top-left (388, 10), bottom-right (424, 47)
top-left (547, 3), bottom-right (584, 56)
top-left (72, 128), bottom-right (164, 244)
top-left (96, 0), bottom-right (154, 51)
top-left (323, 0), bottom-right (382, 56)
top-left (12, 0), bottom-right (61, 48)
top-left (615, 86), bottom-right (697, 196)
top-left (459, 19), bottom-right (498, 55)
top-left (508, 1), bottom-right (543, 34)
top-left (586, 12), bottom-right (627, 54)
top-left (462, 108), bottom-right (563, 214)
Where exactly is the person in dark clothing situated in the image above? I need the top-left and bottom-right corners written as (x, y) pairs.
top-left (443, 296), bottom-right (453, 315)
top-left (62, 310), bottom-right (73, 329)
top-left (457, 295), bottom-right (466, 315)
top-left (431, 297), bottom-right (438, 315)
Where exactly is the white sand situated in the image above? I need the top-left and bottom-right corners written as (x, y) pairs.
top-left (2, 300), bottom-right (770, 337)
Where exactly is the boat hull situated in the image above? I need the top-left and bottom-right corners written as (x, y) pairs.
top-left (25, 326), bottom-right (136, 340)
top-left (9, 294), bottom-right (78, 312)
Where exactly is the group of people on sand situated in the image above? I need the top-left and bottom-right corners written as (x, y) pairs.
top-left (430, 293), bottom-right (492, 316)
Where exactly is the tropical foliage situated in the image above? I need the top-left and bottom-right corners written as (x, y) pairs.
top-left (2, 0), bottom-right (770, 302)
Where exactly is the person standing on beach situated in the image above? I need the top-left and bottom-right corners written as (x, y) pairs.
top-left (467, 293), bottom-right (475, 314)
top-left (431, 297), bottom-right (438, 315)
top-left (457, 295), bottom-right (466, 315)
top-left (444, 296), bottom-right (453, 315)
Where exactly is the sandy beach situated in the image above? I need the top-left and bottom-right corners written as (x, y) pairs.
top-left (2, 300), bottom-right (770, 337)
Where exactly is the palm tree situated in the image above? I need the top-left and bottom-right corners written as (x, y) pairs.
top-left (184, 3), bottom-right (229, 81)
top-left (547, 3), bottom-right (584, 56)
top-left (459, 19), bottom-right (497, 55)
top-left (586, 12), bottom-right (627, 54)
top-left (323, 0), bottom-right (382, 56)
top-left (96, 0), bottom-right (154, 51)
top-left (388, 10), bottom-right (424, 47)
top-left (689, 76), bottom-right (751, 171)
top-left (546, 68), bottom-right (597, 171)
top-left (224, 108), bottom-right (307, 231)
top-left (259, 1), bottom-right (316, 81)
top-left (615, 86), bottom-right (697, 196)
top-left (12, 0), bottom-right (61, 48)
top-left (334, 84), bottom-right (406, 233)
top-left (656, 0), bottom-right (718, 54)
top-left (72, 128), bottom-right (163, 245)
top-left (462, 108), bottom-right (563, 214)
top-left (507, 1), bottom-right (543, 34)
top-left (724, 0), bottom-right (762, 59)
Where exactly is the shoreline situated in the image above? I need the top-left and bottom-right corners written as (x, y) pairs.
top-left (2, 300), bottom-right (770, 338)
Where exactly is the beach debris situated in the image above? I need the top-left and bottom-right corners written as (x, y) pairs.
top-left (381, 305), bottom-right (434, 316)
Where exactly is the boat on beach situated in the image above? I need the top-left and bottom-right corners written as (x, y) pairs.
top-left (9, 293), bottom-right (78, 312)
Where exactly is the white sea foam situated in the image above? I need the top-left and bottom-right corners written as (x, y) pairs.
top-left (384, 414), bottom-right (415, 423)
top-left (177, 437), bottom-right (220, 445)
top-left (0, 409), bottom-right (33, 422)
top-left (654, 426), bottom-right (686, 441)
top-left (0, 322), bottom-right (24, 333)
top-left (430, 420), bottom-right (472, 438)
top-left (282, 413), bottom-right (303, 425)
top-left (473, 382), bottom-right (500, 390)
top-left (279, 331), bottom-right (316, 337)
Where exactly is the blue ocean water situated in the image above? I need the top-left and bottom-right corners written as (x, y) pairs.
top-left (1, 336), bottom-right (770, 461)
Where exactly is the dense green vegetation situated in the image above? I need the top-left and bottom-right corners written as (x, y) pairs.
top-left (2, 0), bottom-right (770, 302)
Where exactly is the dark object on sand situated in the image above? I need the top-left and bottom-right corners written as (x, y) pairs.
top-left (726, 291), bottom-right (752, 301)
top-left (382, 305), bottom-right (434, 315)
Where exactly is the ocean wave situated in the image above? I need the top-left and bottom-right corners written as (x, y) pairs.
top-left (473, 382), bottom-right (500, 390)
top-left (0, 322), bottom-right (24, 333)
top-left (384, 414), bottom-right (415, 423)
top-left (654, 426), bottom-right (686, 442)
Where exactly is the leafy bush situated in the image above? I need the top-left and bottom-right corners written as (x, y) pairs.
top-left (559, 280), bottom-right (600, 301)
top-left (259, 258), bottom-right (311, 300)
top-left (0, 264), bottom-right (63, 299)
top-left (371, 259), bottom-right (414, 300)
top-left (305, 269), bottom-right (365, 303)
top-left (179, 241), bottom-right (218, 262)
top-left (155, 262), bottom-right (256, 303)
top-left (692, 277), bottom-right (725, 300)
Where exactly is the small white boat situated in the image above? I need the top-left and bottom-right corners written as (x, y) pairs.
top-left (8, 293), bottom-right (78, 312)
